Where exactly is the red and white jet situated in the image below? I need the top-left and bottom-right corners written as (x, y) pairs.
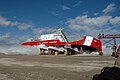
top-left (22, 29), bottom-right (102, 55)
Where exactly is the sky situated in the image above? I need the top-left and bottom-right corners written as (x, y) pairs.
top-left (0, 0), bottom-right (120, 52)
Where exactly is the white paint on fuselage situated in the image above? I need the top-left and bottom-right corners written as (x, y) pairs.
top-left (83, 36), bottom-right (93, 46)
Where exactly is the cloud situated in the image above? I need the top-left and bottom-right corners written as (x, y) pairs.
top-left (73, 1), bottom-right (81, 7)
top-left (0, 32), bottom-right (38, 55)
top-left (16, 35), bottom-right (30, 43)
top-left (51, 11), bottom-right (59, 16)
top-left (94, 13), bottom-right (99, 16)
top-left (33, 28), bottom-right (46, 34)
top-left (0, 16), bottom-right (13, 26)
top-left (0, 33), bottom-right (10, 42)
top-left (0, 16), bottom-right (33, 30)
top-left (62, 5), bottom-right (71, 10)
top-left (102, 3), bottom-right (116, 15)
top-left (0, 45), bottom-right (40, 55)
top-left (66, 15), bottom-right (112, 27)
top-left (82, 11), bottom-right (89, 15)
top-left (110, 16), bottom-right (120, 24)
top-left (33, 27), bottom-right (57, 35)
top-left (66, 15), bottom-right (120, 37)
top-left (17, 22), bottom-right (33, 30)
top-left (0, 33), bottom-right (15, 46)
top-left (0, 32), bottom-right (30, 46)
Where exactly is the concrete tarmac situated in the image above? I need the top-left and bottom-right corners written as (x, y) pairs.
top-left (0, 55), bottom-right (116, 80)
